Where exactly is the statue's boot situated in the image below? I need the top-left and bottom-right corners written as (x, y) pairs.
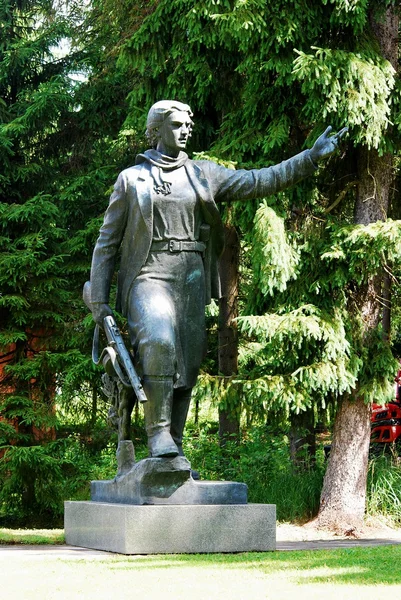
top-left (170, 387), bottom-right (192, 457)
top-left (142, 376), bottom-right (179, 458)
top-left (171, 388), bottom-right (200, 479)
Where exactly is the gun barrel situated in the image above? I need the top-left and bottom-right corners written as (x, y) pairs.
top-left (103, 316), bottom-right (147, 403)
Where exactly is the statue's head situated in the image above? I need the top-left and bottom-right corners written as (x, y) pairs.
top-left (146, 100), bottom-right (193, 150)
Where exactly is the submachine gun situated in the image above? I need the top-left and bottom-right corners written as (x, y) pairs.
top-left (83, 282), bottom-right (147, 441)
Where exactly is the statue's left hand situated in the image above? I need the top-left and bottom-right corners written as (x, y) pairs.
top-left (310, 126), bottom-right (348, 163)
top-left (91, 302), bottom-right (114, 328)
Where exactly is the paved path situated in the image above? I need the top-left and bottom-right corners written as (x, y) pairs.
top-left (1, 537), bottom-right (401, 557)
top-left (277, 538), bottom-right (401, 551)
top-left (0, 544), bottom-right (109, 558)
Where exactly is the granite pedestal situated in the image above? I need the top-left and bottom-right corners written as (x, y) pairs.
top-left (65, 451), bottom-right (276, 554)
top-left (64, 501), bottom-right (276, 554)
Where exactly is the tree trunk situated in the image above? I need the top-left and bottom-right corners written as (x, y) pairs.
top-left (318, 395), bottom-right (371, 531)
top-left (218, 223), bottom-right (240, 444)
top-left (318, 150), bottom-right (393, 531)
top-left (90, 385), bottom-right (98, 427)
top-left (382, 271), bottom-right (391, 340)
top-left (316, 5), bottom-right (398, 533)
top-left (289, 410), bottom-right (316, 469)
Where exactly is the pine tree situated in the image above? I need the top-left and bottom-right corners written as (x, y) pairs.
top-left (3, 0), bottom-right (395, 526)
top-left (313, 5), bottom-right (400, 531)
top-left (113, 0), bottom-right (401, 530)
top-left (0, 0), bottom-right (95, 520)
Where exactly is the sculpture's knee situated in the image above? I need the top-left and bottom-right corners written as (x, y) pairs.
top-left (140, 332), bottom-right (176, 377)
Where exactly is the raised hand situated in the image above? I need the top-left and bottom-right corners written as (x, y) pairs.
top-left (310, 126), bottom-right (348, 163)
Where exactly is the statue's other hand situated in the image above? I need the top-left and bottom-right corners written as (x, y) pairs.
top-left (91, 303), bottom-right (114, 328)
top-left (310, 126), bottom-right (348, 163)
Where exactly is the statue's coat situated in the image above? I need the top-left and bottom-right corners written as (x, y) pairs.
top-left (89, 150), bottom-right (317, 314)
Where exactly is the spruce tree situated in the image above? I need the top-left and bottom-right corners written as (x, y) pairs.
top-left (111, 0), bottom-right (401, 530)
top-left (0, 0), bottom-right (93, 520)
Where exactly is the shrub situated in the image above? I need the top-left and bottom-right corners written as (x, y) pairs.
top-left (185, 424), bottom-right (325, 522)
top-left (366, 453), bottom-right (401, 525)
top-left (0, 434), bottom-right (120, 527)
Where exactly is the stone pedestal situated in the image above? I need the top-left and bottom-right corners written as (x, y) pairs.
top-left (64, 501), bottom-right (276, 554)
top-left (65, 451), bottom-right (276, 554)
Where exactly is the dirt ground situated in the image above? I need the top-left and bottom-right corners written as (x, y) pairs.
top-left (276, 518), bottom-right (401, 542)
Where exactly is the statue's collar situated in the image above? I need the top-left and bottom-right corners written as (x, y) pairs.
top-left (135, 150), bottom-right (189, 196)
top-left (135, 149), bottom-right (188, 171)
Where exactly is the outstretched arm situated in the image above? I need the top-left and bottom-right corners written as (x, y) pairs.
top-left (197, 125), bottom-right (347, 202)
top-left (309, 126), bottom-right (348, 164)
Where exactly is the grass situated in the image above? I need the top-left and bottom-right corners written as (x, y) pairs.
top-left (0, 527), bottom-right (65, 545)
top-left (2, 546), bottom-right (401, 600)
top-left (367, 454), bottom-right (401, 525)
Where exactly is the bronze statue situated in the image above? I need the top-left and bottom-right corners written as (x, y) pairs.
top-left (87, 100), bottom-right (346, 461)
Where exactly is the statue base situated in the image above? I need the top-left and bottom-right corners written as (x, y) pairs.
top-left (91, 456), bottom-right (248, 505)
top-left (64, 502), bottom-right (276, 554)
top-left (65, 450), bottom-right (275, 554)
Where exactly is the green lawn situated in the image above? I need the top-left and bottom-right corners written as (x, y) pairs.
top-left (2, 546), bottom-right (401, 600)
top-left (0, 527), bottom-right (64, 545)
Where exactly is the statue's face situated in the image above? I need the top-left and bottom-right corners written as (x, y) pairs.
top-left (156, 110), bottom-right (193, 157)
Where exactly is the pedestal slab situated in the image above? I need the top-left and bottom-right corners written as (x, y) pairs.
top-left (64, 501), bottom-right (276, 554)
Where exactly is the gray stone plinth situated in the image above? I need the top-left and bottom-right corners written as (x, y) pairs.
top-left (64, 501), bottom-right (276, 554)
top-left (91, 457), bottom-right (247, 505)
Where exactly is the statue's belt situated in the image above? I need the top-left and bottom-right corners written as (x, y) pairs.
top-left (150, 239), bottom-right (206, 253)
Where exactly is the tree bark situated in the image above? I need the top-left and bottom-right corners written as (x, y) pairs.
top-left (382, 271), bottom-right (391, 340)
top-left (317, 6), bottom-right (398, 531)
top-left (218, 223), bottom-right (240, 444)
top-left (91, 385), bottom-right (98, 427)
top-left (318, 150), bottom-right (394, 531)
top-left (289, 410), bottom-right (316, 469)
top-left (318, 395), bottom-right (371, 531)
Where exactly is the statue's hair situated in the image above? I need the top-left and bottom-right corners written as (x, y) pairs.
top-left (146, 100), bottom-right (193, 147)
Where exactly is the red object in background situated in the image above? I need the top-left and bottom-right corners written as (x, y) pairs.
top-left (0, 332), bottom-right (56, 448)
top-left (371, 369), bottom-right (401, 445)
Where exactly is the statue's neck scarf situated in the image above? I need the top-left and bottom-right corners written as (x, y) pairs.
top-left (136, 149), bottom-right (188, 196)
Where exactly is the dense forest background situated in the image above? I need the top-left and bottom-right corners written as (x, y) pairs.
top-left (1, 0), bottom-right (401, 530)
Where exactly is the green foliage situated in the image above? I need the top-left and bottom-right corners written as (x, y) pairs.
top-left (119, 0), bottom-right (399, 163)
top-left (1, 0), bottom-right (400, 526)
top-left (199, 207), bottom-right (400, 421)
top-left (0, 442), bottom-right (72, 523)
top-left (293, 47), bottom-right (395, 149)
top-left (112, 0), bottom-right (401, 441)
top-left (367, 454), bottom-right (401, 525)
top-left (252, 201), bottom-right (300, 296)
top-left (238, 306), bottom-right (356, 404)
top-left (0, 430), bottom-right (121, 525)
top-left (321, 219), bottom-right (401, 283)
top-left (185, 425), bottom-right (325, 521)
top-left (0, 0), bottom-right (134, 526)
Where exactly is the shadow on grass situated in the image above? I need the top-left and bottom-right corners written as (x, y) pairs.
top-left (103, 546), bottom-right (401, 586)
